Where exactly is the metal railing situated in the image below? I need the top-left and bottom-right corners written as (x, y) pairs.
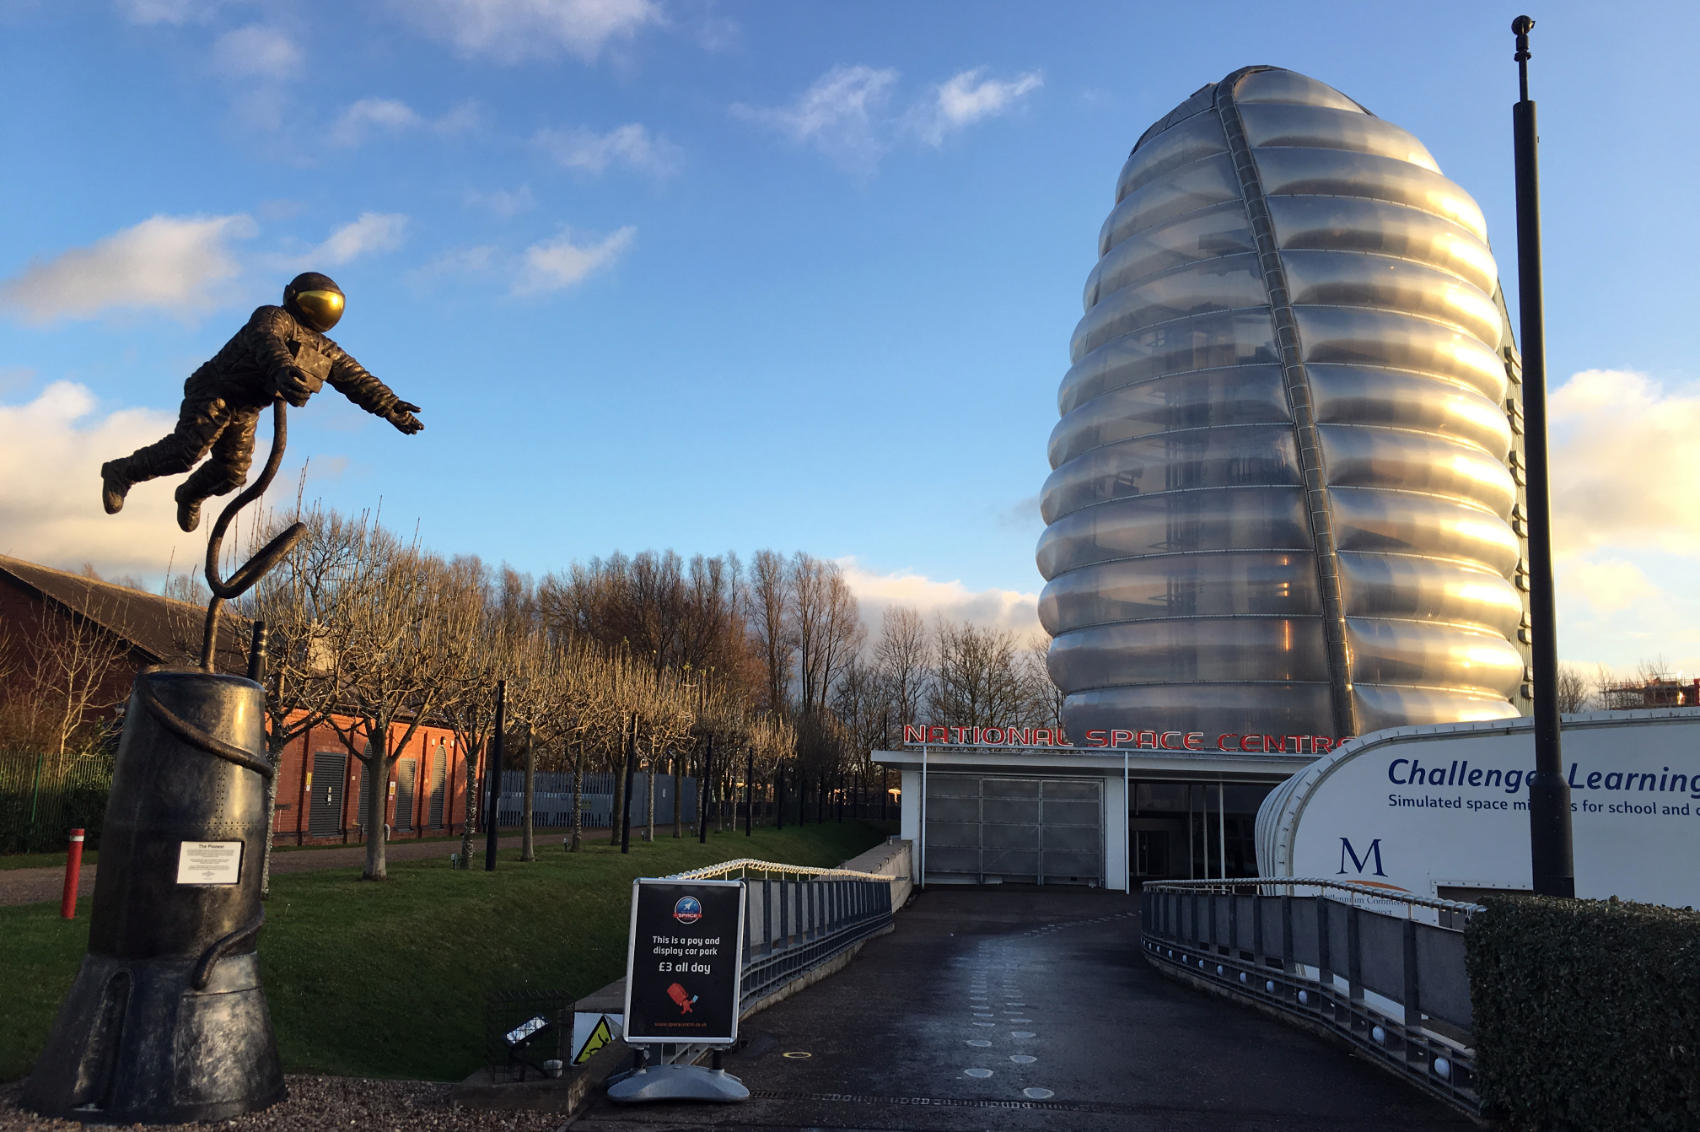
top-left (650, 860), bottom-right (896, 1068)
top-left (1141, 878), bottom-right (1483, 1117)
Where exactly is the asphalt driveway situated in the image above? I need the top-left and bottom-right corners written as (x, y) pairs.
top-left (568, 886), bottom-right (1474, 1132)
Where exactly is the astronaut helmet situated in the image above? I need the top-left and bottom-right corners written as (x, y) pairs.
top-left (283, 272), bottom-right (345, 333)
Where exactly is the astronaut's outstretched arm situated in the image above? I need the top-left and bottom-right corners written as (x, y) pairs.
top-left (325, 344), bottom-right (423, 434)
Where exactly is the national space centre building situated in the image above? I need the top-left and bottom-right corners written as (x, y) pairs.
top-left (877, 66), bottom-right (1538, 889)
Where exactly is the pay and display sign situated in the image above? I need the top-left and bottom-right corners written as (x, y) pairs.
top-left (622, 878), bottom-right (746, 1046)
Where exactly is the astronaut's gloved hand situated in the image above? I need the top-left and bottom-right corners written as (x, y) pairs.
top-left (387, 400), bottom-right (424, 435)
top-left (273, 366), bottom-right (323, 407)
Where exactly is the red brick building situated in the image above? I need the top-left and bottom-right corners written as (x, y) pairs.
top-left (1, 555), bottom-right (482, 846)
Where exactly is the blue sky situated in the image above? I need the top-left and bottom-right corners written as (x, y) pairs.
top-left (2, 0), bottom-right (1696, 679)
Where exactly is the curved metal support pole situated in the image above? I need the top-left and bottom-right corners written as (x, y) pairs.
top-left (192, 911), bottom-right (267, 990)
top-left (135, 668), bottom-right (275, 778)
top-left (200, 399), bottom-right (309, 671)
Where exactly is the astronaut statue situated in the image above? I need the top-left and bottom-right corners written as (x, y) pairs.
top-left (99, 271), bottom-right (423, 532)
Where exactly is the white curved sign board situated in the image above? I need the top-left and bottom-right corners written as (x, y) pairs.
top-left (1257, 710), bottom-right (1700, 907)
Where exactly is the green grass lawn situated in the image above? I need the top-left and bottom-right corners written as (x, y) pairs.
top-left (0, 848), bottom-right (100, 870)
top-left (0, 821), bottom-right (885, 1084)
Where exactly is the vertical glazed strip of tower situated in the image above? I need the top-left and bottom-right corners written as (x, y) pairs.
top-left (1214, 77), bottom-right (1358, 738)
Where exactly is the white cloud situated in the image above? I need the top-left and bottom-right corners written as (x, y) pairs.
top-left (0, 214), bottom-right (255, 325)
top-left (838, 558), bottom-right (1042, 643)
top-left (464, 185), bottom-right (536, 218)
top-left (300, 213), bottom-right (409, 267)
top-left (514, 227), bottom-right (635, 294)
top-left (733, 64), bottom-right (898, 171)
top-left (1549, 369), bottom-right (1700, 556)
top-left (209, 24), bottom-right (300, 81)
top-left (329, 97), bottom-right (481, 147)
top-left (1533, 368), bottom-right (1700, 675)
top-left (916, 67), bottom-right (1042, 145)
top-left (1556, 557), bottom-right (1659, 615)
top-left (0, 382), bottom-right (240, 581)
top-left (535, 123), bottom-right (681, 177)
top-left (116, 0), bottom-right (230, 24)
top-left (409, 244), bottom-right (501, 287)
top-left (329, 98), bottom-right (422, 146)
top-left (395, 0), bottom-right (662, 63)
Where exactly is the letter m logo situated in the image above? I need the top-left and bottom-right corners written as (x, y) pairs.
top-left (1337, 837), bottom-right (1387, 878)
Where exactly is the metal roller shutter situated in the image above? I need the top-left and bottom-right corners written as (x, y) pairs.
top-left (307, 751), bottom-right (346, 838)
top-left (395, 760), bottom-right (417, 831)
top-left (924, 773), bottom-right (1103, 886)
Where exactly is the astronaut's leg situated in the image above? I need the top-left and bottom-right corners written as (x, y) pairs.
top-left (99, 397), bottom-right (229, 514)
top-left (173, 407), bottom-right (259, 532)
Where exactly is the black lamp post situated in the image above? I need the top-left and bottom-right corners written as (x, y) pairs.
top-left (1511, 15), bottom-right (1575, 898)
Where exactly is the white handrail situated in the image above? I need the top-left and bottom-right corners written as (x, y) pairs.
top-left (1145, 876), bottom-right (1485, 915)
top-left (667, 857), bottom-right (891, 882)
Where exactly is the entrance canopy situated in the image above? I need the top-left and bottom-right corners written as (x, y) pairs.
top-left (873, 745), bottom-right (1314, 891)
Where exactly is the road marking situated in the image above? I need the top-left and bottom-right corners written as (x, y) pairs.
top-left (781, 1051), bottom-right (812, 1059)
top-left (1023, 1087), bottom-right (1055, 1100)
top-left (1011, 1054), bottom-right (1037, 1064)
top-left (1011, 1031), bottom-right (1035, 1039)
top-left (967, 1039), bottom-right (992, 1048)
top-left (965, 1068), bottom-right (994, 1079)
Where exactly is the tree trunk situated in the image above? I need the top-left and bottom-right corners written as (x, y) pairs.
top-left (570, 749), bottom-right (584, 851)
top-left (521, 740), bottom-right (536, 862)
top-left (672, 752), bottom-right (683, 838)
top-left (362, 727), bottom-right (389, 880)
top-left (645, 749), bottom-right (655, 843)
top-left (260, 740), bottom-right (282, 900)
top-left (460, 737), bottom-right (481, 867)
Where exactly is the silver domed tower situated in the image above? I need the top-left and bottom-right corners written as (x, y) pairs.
top-left (1039, 67), bottom-right (1533, 742)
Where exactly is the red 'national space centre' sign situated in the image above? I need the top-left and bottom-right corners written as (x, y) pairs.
top-left (902, 725), bottom-right (1352, 756)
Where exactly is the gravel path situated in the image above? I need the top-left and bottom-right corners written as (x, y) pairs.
top-left (0, 836), bottom-right (529, 907)
top-left (0, 1076), bottom-right (567, 1132)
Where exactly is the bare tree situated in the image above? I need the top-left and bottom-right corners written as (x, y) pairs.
top-left (873, 606), bottom-right (932, 744)
top-left (1021, 638), bottom-right (1066, 734)
top-left (930, 619), bottom-right (1029, 728)
top-left (14, 581), bottom-right (134, 757)
top-left (239, 505), bottom-right (355, 896)
top-left (1555, 664), bottom-right (1593, 714)
top-left (433, 555), bottom-right (505, 867)
top-left (317, 519), bottom-right (472, 880)
top-left (748, 549), bottom-right (794, 717)
top-left (793, 554), bottom-right (864, 719)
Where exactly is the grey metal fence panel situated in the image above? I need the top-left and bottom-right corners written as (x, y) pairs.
top-left (1140, 881), bottom-right (1481, 1119)
top-left (496, 770), bottom-right (698, 830)
top-left (1289, 897), bottom-right (1320, 968)
top-left (1234, 895), bottom-right (1257, 953)
top-left (1356, 910), bottom-right (1409, 1000)
top-left (1414, 922), bottom-right (1473, 1029)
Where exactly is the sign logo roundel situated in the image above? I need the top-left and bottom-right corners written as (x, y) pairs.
top-left (673, 896), bottom-right (703, 924)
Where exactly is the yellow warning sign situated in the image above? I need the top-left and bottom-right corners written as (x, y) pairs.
top-left (574, 1016), bottom-right (614, 1065)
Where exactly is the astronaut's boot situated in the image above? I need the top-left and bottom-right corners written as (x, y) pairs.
top-left (100, 461), bottom-right (135, 515)
top-left (174, 482), bottom-right (204, 533)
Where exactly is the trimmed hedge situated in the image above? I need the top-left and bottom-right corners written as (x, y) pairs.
top-left (1466, 894), bottom-right (1700, 1130)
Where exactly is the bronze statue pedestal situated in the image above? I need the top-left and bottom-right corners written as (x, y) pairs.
top-left (23, 669), bottom-right (285, 1124)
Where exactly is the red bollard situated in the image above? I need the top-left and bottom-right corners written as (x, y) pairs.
top-left (61, 829), bottom-right (85, 920)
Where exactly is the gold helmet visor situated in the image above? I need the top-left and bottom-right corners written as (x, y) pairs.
top-left (293, 289), bottom-right (344, 331)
